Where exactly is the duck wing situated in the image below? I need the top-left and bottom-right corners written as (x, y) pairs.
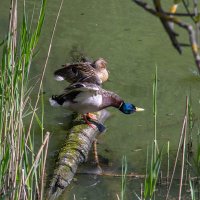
top-left (50, 90), bottom-right (81, 106)
top-left (50, 82), bottom-right (100, 107)
top-left (54, 63), bottom-right (102, 85)
top-left (64, 82), bottom-right (100, 94)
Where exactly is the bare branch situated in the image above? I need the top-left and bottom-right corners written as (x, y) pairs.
top-left (165, 12), bottom-right (197, 17)
top-left (133, 0), bottom-right (200, 73)
top-left (135, 0), bottom-right (182, 53)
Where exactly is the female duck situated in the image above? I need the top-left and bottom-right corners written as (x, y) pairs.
top-left (54, 58), bottom-right (108, 85)
top-left (49, 82), bottom-right (144, 115)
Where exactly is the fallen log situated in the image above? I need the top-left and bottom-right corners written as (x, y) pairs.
top-left (46, 109), bottom-right (110, 200)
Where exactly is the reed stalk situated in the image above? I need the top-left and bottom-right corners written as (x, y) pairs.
top-left (143, 143), bottom-right (162, 200)
top-left (0, 0), bottom-right (50, 199)
top-left (120, 156), bottom-right (127, 200)
top-left (178, 98), bottom-right (188, 200)
top-left (142, 66), bottom-right (162, 200)
top-left (166, 97), bottom-right (189, 200)
top-left (167, 141), bottom-right (170, 188)
top-left (153, 65), bottom-right (158, 153)
top-left (189, 176), bottom-right (196, 200)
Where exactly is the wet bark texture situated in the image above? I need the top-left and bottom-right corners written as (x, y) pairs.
top-left (46, 110), bottom-right (110, 200)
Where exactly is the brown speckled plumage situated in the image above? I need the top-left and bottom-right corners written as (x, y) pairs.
top-left (54, 58), bottom-right (108, 85)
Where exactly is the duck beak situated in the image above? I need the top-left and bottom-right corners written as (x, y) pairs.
top-left (135, 107), bottom-right (145, 112)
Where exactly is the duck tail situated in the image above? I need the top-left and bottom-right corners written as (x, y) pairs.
top-left (54, 67), bottom-right (67, 81)
top-left (54, 74), bottom-right (65, 81)
top-left (49, 95), bottom-right (62, 107)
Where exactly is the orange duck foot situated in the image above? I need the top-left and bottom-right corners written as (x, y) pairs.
top-left (86, 113), bottom-right (98, 121)
top-left (82, 113), bottom-right (106, 133)
top-left (82, 114), bottom-right (96, 130)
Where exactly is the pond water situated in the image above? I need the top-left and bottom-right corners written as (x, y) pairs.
top-left (1, 0), bottom-right (200, 199)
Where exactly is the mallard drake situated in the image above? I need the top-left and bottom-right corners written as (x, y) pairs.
top-left (54, 58), bottom-right (108, 85)
top-left (49, 82), bottom-right (144, 115)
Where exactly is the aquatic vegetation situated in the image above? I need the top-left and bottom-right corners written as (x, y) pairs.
top-left (118, 67), bottom-right (200, 200)
top-left (120, 156), bottom-right (127, 200)
top-left (0, 0), bottom-right (49, 199)
top-left (193, 132), bottom-right (200, 176)
top-left (189, 179), bottom-right (196, 200)
top-left (143, 66), bottom-right (162, 200)
top-left (143, 145), bottom-right (162, 199)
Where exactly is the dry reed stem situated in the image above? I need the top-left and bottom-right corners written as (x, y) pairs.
top-left (116, 194), bottom-right (120, 200)
top-left (167, 141), bottom-right (170, 188)
top-left (166, 97), bottom-right (188, 200)
top-left (141, 183), bottom-right (143, 200)
top-left (22, 169), bottom-right (28, 200)
top-left (25, 0), bottom-right (64, 144)
top-left (7, 0), bottom-right (18, 195)
top-left (178, 97), bottom-right (188, 200)
top-left (40, 133), bottom-right (50, 200)
top-left (25, 132), bottom-right (50, 184)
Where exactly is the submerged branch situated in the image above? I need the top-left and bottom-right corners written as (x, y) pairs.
top-left (46, 110), bottom-right (110, 200)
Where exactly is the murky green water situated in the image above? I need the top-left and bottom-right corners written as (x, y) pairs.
top-left (1, 0), bottom-right (200, 199)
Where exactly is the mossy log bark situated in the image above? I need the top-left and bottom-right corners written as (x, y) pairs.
top-left (46, 110), bottom-right (110, 200)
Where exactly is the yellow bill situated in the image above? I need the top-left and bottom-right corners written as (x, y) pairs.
top-left (136, 107), bottom-right (145, 112)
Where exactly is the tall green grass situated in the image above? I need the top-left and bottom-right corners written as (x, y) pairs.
top-left (193, 131), bottom-right (200, 176)
top-left (0, 0), bottom-right (49, 199)
top-left (117, 68), bottom-right (200, 199)
top-left (143, 66), bottom-right (162, 200)
top-left (143, 145), bottom-right (162, 199)
top-left (189, 178), bottom-right (196, 200)
top-left (115, 67), bottom-right (200, 200)
top-left (118, 67), bottom-right (162, 200)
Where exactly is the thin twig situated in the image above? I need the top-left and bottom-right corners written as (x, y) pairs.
top-left (77, 171), bottom-right (146, 178)
top-left (182, 0), bottom-right (196, 23)
top-left (133, 0), bottom-right (200, 73)
top-left (165, 12), bottom-right (197, 17)
top-left (193, 0), bottom-right (200, 44)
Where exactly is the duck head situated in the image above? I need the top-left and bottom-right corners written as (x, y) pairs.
top-left (119, 102), bottom-right (144, 114)
top-left (94, 58), bottom-right (109, 83)
top-left (94, 58), bottom-right (107, 70)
